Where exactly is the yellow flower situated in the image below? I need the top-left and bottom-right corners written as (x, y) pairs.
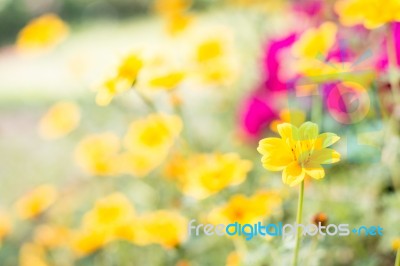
top-left (38, 101), bottom-right (80, 139)
top-left (33, 224), bottom-right (70, 249)
top-left (335, 0), bottom-right (400, 29)
top-left (0, 210), bottom-right (12, 243)
top-left (119, 113), bottom-right (182, 177)
top-left (117, 53), bottom-right (143, 82)
top-left (270, 109), bottom-right (306, 133)
top-left (257, 122), bottom-right (341, 186)
top-left (292, 22), bottom-right (337, 59)
top-left (82, 193), bottom-right (135, 231)
top-left (226, 251), bottom-right (241, 266)
top-left (138, 54), bottom-right (185, 90)
top-left (190, 29), bottom-right (238, 86)
top-left (208, 190), bottom-right (282, 225)
top-left (95, 53), bottom-right (142, 106)
top-left (17, 13), bottom-right (69, 53)
top-left (154, 0), bottom-right (191, 17)
top-left (15, 185), bottom-right (58, 220)
top-left (291, 22), bottom-right (344, 78)
top-left (72, 193), bottom-right (136, 256)
top-left (392, 238), bottom-right (400, 250)
top-left (75, 133), bottom-right (121, 176)
top-left (169, 153), bottom-right (252, 199)
top-left (135, 210), bottom-right (187, 249)
top-left (20, 243), bottom-right (49, 266)
top-left (71, 228), bottom-right (109, 257)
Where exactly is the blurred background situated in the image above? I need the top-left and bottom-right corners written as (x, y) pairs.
top-left (0, 0), bottom-right (400, 265)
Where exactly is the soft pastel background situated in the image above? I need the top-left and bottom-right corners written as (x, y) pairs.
top-left (0, 0), bottom-right (399, 265)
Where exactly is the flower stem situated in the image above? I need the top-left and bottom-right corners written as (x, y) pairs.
top-left (292, 180), bottom-right (305, 266)
top-left (396, 248), bottom-right (400, 266)
top-left (386, 24), bottom-right (400, 106)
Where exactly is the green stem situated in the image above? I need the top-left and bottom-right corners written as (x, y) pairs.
top-left (311, 95), bottom-right (322, 126)
top-left (292, 180), bottom-right (305, 266)
top-left (387, 24), bottom-right (400, 106)
top-left (135, 90), bottom-right (157, 113)
top-left (395, 248), bottom-right (400, 266)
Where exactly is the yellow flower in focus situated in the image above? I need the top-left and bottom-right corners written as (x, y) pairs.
top-left (38, 101), bottom-right (80, 139)
top-left (392, 238), bottom-right (400, 250)
top-left (120, 113), bottom-right (182, 177)
top-left (34, 225), bottom-right (70, 249)
top-left (292, 22), bottom-right (337, 59)
top-left (0, 211), bottom-right (12, 243)
top-left (15, 185), bottom-right (57, 220)
top-left (17, 13), bottom-right (69, 53)
top-left (20, 243), bottom-right (49, 266)
top-left (257, 122), bottom-right (341, 186)
top-left (169, 153), bottom-right (252, 199)
top-left (270, 109), bottom-right (306, 133)
top-left (208, 190), bottom-right (282, 225)
top-left (135, 210), bottom-right (187, 249)
top-left (335, 0), bottom-right (400, 29)
top-left (75, 133), bottom-right (121, 176)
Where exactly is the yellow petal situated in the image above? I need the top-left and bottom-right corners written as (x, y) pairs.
top-left (316, 133), bottom-right (340, 149)
top-left (277, 123), bottom-right (299, 140)
top-left (298, 122), bottom-right (319, 141)
top-left (282, 161), bottom-right (305, 186)
top-left (258, 138), bottom-right (293, 171)
top-left (310, 148), bottom-right (341, 164)
top-left (304, 162), bottom-right (325, 180)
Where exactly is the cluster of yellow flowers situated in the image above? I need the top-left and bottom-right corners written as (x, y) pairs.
top-left (71, 193), bottom-right (187, 256)
top-left (208, 190), bottom-right (282, 225)
top-left (165, 152), bottom-right (253, 199)
top-left (94, 28), bottom-right (237, 106)
top-left (335, 0), bottom-right (400, 29)
top-left (75, 113), bottom-right (182, 177)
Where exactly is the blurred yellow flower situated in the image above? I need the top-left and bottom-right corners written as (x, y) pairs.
top-left (257, 122), bottom-right (341, 186)
top-left (17, 13), bottom-right (69, 53)
top-left (96, 53), bottom-right (142, 106)
top-left (15, 185), bottom-right (57, 220)
top-left (72, 193), bottom-right (136, 256)
top-left (208, 190), bottom-right (282, 225)
top-left (168, 153), bottom-right (252, 199)
top-left (119, 113), bottom-right (182, 177)
top-left (190, 30), bottom-right (238, 86)
top-left (292, 22), bottom-right (340, 77)
top-left (226, 251), bottom-right (241, 266)
top-left (75, 133), bottom-right (121, 176)
top-left (0, 210), bottom-right (12, 244)
top-left (71, 228), bottom-right (109, 257)
top-left (335, 0), bottom-right (400, 29)
top-left (270, 109), bottom-right (306, 133)
top-left (135, 210), bottom-right (187, 249)
top-left (292, 22), bottom-right (337, 59)
top-left (82, 193), bottom-right (135, 231)
top-left (392, 238), bottom-right (400, 250)
top-left (138, 54), bottom-right (185, 90)
top-left (154, 0), bottom-right (193, 35)
top-left (38, 101), bottom-right (80, 139)
top-left (20, 243), bottom-right (49, 266)
top-left (34, 224), bottom-right (70, 249)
